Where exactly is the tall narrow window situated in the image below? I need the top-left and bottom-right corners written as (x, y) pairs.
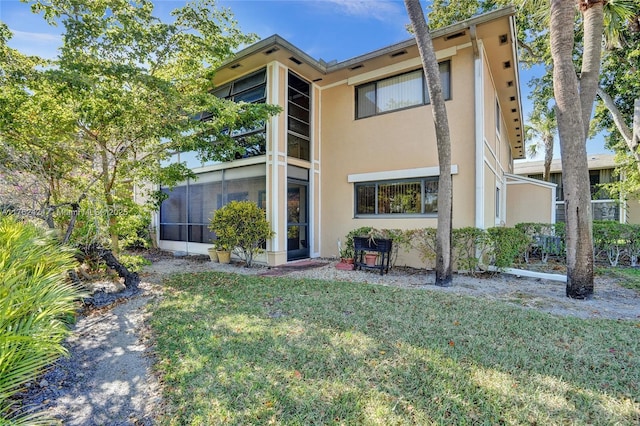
top-left (287, 71), bottom-right (311, 160)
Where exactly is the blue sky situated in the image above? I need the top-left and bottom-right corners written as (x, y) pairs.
top-left (0, 0), bottom-right (608, 158)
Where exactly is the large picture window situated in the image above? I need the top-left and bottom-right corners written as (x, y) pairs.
top-left (355, 177), bottom-right (438, 216)
top-left (356, 61), bottom-right (451, 119)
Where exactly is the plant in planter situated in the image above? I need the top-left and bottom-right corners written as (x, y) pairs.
top-left (209, 201), bottom-right (275, 267)
top-left (207, 243), bottom-right (219, 262)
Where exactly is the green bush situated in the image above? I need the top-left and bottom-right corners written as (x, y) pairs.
top-left (593, 221), bottom-right (626, 266)
top-left (0, 215), bottom-right (85, 424)
top-left (623, 224), bottom-right (640, 267)
top-left (407, 228), bottom-right (437, 268)
top-left (118, 253), bottom-right (152, 273)
top-left (486, 227), bottom-right (531, 270)
top-left (342, 227), bottom-right (373, 259)
top-left (452, 227), bottom-right (488, 275)
top-left (209, 201), bottom-right (274, 267)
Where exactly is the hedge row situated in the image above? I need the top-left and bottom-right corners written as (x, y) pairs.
top-left (347, 221), bottom-right (640, 273)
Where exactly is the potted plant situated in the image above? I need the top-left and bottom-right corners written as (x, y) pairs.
top-left (364, 252), bottom-right (378, 266)
top-left (216, 244), bottom-right (232, 264)
top-left (209, 201), bottom-right (275, 267)
top-left (336, 244), bottom-right (355, 270)
top-left (207, 244), bottom-right (219, 262)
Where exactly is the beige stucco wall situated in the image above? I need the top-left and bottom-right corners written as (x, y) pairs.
top-left (625, 198), bottom-right (640, 224)
top-left (506, 181), bottom-right (554, 226)
top-left (318, 49), bottom-right (477, 261)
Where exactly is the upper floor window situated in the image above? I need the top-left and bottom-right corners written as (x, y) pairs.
top-left (211, 69), bottom-right (267, 104)
top-left (355, 61), bottom-right (451, 119)
top-left (202, 68), bottom-right (268, 159)
top-left (355, 177), bottom-right (438, 216)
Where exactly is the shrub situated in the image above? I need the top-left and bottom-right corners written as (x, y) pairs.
top-left (407, 228), bottom-right (437, 268)
top-left (118, 253), bottom-right (152, 273)
top-left (593, 221), bottom-right (626, 266)
top-left (623, 224), bottom-right (640, 267)
top-left (486, 227), bottom-right (531, 269)
top-left (342, 227), bottom-right (373, 260)
top-left (0, 215), bottom-right (85, 424)
top-left (209, 201), bottom-right (275, 267)
top-left (452, 227), bottom-right (488, 275)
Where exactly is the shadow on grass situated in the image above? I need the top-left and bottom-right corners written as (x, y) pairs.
top-left (150, 272), bottom-right (640, 424)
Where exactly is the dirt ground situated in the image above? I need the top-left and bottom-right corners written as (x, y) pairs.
top-left (14, 255), bottom-right (640, 425)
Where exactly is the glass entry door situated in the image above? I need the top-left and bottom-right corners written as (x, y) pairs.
top-left (287, 180), bottom-right (309, 260)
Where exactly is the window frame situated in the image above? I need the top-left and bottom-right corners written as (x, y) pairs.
top-left (354, 176), bottom-right (439, 217)
top-left (355, 60), bottom-right (451, 120)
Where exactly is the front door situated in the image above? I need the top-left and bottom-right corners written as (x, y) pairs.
top-left (287, 181), bottom-right (309, 260)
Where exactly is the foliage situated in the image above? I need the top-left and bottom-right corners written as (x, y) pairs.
top-left (486, 227), bottom-right (531, 270)
top-left (0, 0), bottom-right (281, 254)
top-left (452, 227), bottom-right (488, 275)
top-left (623, 224), bottom-right (640, 266)
top-left (150, 271), bottom-right (640, 425)
top-left (515, 222), bottom-right (563, 263)
top-left (208, 201), bottom-right (274, 267)
top-left (406, 228), bottom-right (437, 268)
top-left (593, 220), bottom-right (626, 266)
top-left (118, 254), bottom-right (152, 273)
top-left (342, 227), bottom-right (373, 260)
top-left (0, 215), bottom-right (84, 425)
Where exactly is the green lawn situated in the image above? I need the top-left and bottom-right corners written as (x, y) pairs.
top-left (150, 272), bottom-right (640, 425)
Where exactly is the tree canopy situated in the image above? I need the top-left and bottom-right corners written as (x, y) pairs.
top-left (0, 0), bottom-right (280, 253)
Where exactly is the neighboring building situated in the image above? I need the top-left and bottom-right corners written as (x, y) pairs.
top-left (155, 7), bottom-right (553, 267)
top-left (514, 154), bottom-right (639, 224)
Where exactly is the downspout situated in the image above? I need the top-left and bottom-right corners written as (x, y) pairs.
top-left (471, 24), bottom-right (484, 229)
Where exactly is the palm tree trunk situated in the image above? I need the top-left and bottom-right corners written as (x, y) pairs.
top-left (405, 0), bottom-right (453, 286)
top-left (543, 134), bottom-right (554, 182)
top-left (551, 0), bottom-right (595, 298)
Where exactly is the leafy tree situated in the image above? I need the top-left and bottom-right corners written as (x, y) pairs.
top-left (0, 1), bottom-right (280, 284)
top-left (595, 19), bottom-right (640, 193)
top-left (405, 0), bottom-right (453, 286)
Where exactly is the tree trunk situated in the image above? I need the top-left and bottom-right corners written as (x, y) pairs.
top-left (543, 134), bottom-right (554, 182)
top-left (405, 0), bottom-right (453, 286)
top-left (551, 0), bottom-right (595, 298)
top-left (99, 143), bottom-right (121, 254)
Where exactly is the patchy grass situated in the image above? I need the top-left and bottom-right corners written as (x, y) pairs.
top-left (608, 267), bottom-right (640, 292)
top-left (150, 272), bottom-right (640, 425)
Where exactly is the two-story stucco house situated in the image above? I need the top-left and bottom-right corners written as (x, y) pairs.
top-left (155, 7), bottom-right (555, 267)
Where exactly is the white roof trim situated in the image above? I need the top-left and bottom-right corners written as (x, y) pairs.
top-left (504, 172), bottom-right (556, 188)
top-left (348, 165), bottom-right (458, 183)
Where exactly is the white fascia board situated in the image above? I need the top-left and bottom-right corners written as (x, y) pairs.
top-left (348, 165), bottom-right (458, 183)
top-left (504, 173), bottom-right (557, 188)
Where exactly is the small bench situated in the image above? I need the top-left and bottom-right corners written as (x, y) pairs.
top-left (353, 236), bottom-right (393, 275)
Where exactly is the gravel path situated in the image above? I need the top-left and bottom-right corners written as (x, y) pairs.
top-left (15, 255), bottom-right (640, 424)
